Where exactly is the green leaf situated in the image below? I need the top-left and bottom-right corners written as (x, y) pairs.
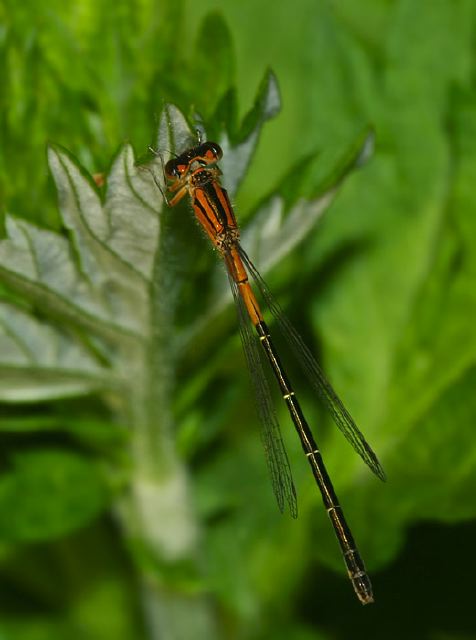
top-left (212, 87), bottom-right (239, 138)
top-left (0, 210), bottom-right (141, 342)
top-left (155, 103), bottom-right (197, 159)
top-left (0, 449), bottom-right (109, 542)
top-left (0, 139), bottom-right (175, 402)
top-left (0, 520), bottom-right (143, 640)
top-left (295, 1), bottom-right (476, 579)
top-left (219, 69), bottom-right (281, 197)
top-left (0, 413), bottom-right (128, 449)
top-left (0, 619), bottom-right (66, 640)
top-left (191, 11), bottom-right (235, 115)
top-left (0, 301), bottom-right (116, 402)
top-left (242, 128), bottom-right (374, 272)
top-left (237, 68), bottom-right (281, 141)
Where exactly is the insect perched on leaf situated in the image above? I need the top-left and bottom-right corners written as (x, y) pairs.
top-left (155, 137), bottom-right (385, 604)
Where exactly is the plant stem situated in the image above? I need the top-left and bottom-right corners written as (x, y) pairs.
top-left (113, 217), bottom-right (219, 639)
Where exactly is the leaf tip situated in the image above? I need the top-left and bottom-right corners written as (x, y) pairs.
top-left (261, 67), bottom-right (281, 118)
top-left (46, 143), bottom-right (60, 164)
top-left (356, 127), bottom-right (376, 168)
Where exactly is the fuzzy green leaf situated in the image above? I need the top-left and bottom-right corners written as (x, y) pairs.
top-left (0, 301), bottom-right (116, 402)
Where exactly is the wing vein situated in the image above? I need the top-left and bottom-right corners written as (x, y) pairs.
top-left (226, 261), bottom-right (298, 517)
top-left (238, 245), bottom-right (386, 482)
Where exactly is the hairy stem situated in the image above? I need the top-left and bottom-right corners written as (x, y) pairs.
top-left (113, 215), bottom-right (219, 639)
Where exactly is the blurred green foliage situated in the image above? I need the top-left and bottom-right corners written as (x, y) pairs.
top-left (1, 1), bottom-right (476, 639)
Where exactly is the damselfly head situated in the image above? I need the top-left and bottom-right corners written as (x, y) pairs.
top-left (164, 159), bottom-right (188, 180)
top-left (198, 141), bottom-right (223, 164)
top-left (164, 141), bottom-right (223, 181)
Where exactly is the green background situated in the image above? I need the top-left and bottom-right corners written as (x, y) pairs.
top-left (1, 1), bottom-right (476, 638)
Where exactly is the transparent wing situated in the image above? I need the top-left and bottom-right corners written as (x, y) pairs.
top-left (227, 269), bottom-right (298, 517)
top-left (238, 245), bottom-right (386, 482)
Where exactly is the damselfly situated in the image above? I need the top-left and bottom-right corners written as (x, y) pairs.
top-left (160, 139), bottom-right (385, 605)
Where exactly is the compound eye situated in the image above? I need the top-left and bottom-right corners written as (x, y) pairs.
top-left (202, 141), bottom-right (223, 163)
top-left (164, 159), bottom-right (187, 179)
